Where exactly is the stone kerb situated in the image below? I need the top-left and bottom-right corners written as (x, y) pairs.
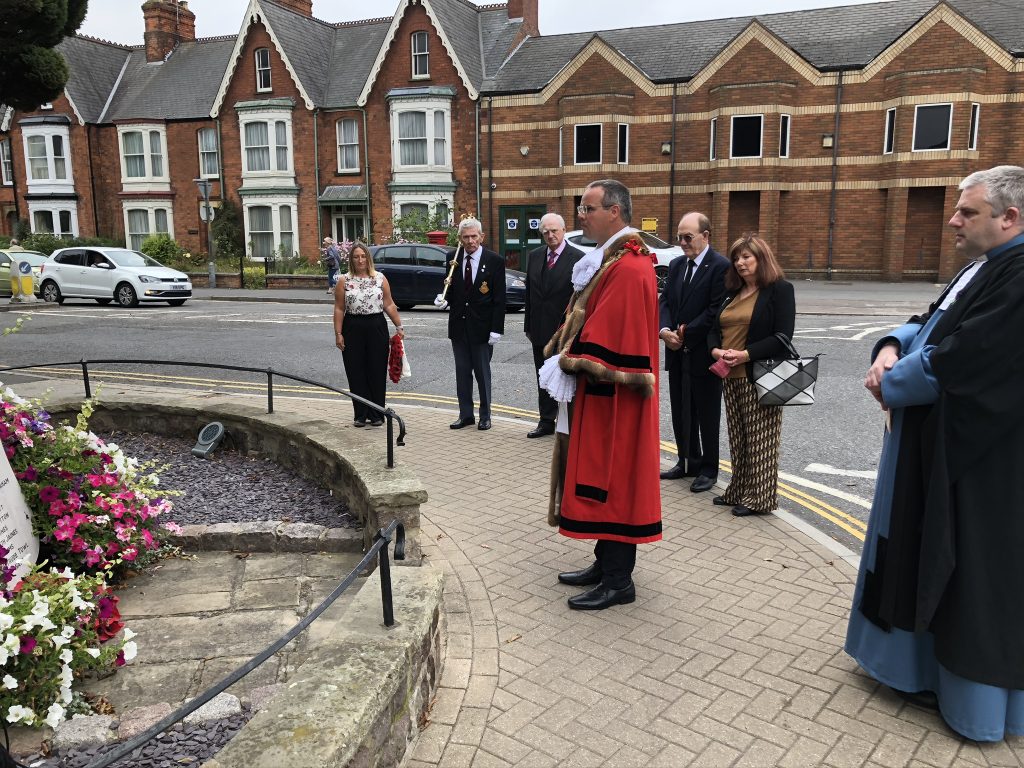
top-left (42, 387), bottom-right (426, 561)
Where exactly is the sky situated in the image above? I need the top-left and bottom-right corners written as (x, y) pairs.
top-left (78, 0), bottom-right (883, 45)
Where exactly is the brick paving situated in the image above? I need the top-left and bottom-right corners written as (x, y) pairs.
top-left (392, 405), bottom-right (1024, 768)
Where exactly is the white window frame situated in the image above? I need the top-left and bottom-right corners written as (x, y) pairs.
top-left (117, 125), bottom-right (169, 189)
top-left (198, 127), bottom-right (219, 178)
top-left (411, 32), bottom-right (429, 79)
top-left (390, 191), bottom-right (454, 222)
top-left (730, 114), bottom-right (764, 159)
top-left (337, 118), bottom-right (360, 172)
top-left (779, 114), bottom-right (791, 158)
top-left (27, 200), bottom-right (78, 237)
top-left (911, 103), bottom-right (953, 152)
top-left (21, 125), bottom-right (73, 194)
top-left (242, 197), bottom-right (298, 260)
top-left (122, 201), bottom-right (174, 251)
top-left (968, 103), bottom-right (980, 151)
top-left (238, 108), bottom-right (294, 183)
top-left (574, 123), bottom-right (602, 165)
top-left (0, 140), bottom-right (12, 185)
top-left (390, 101), bottom-right (451, 172)
top-left (617, 123), bottom-right (629, 164)
top-left (255, 48), bottom-right (272, 92)
top-left (710, 118), bottom-right (717, 161)
top-left (883, 108), bottom-right (896, 155)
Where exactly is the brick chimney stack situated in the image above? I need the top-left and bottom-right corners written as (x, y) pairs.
top-left (270, 0), bottom-right (314, 16)
top-left (142, 0), bottom-right (196, 63)
top-left (507, 0), bottom-right (539, 37)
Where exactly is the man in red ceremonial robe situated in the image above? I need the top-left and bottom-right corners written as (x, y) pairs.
top-left (542, 179), bottom-right (662, 610)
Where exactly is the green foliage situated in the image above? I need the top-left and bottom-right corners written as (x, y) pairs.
top-left (210, 199), bottom-right (245, 262)
top-left (387, 206), bottom-right (457, 246)
top-left (20, 232), bottom-right (121, 256)
top-left (242, 265), bottom-right (265, 289)
top-left (0, 0), bottom-right (88, 110)
top-left (139, 234), bottom-right (184, 263)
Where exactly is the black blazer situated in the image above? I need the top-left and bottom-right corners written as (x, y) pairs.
top-left (709, 279), bottom-right (796, 382)
top-left (523, 241), bottom-right (585, 347)
top-left (446, 247), bottom-right (506, 344)
top-left (658, 248), bottom-right (730, 373)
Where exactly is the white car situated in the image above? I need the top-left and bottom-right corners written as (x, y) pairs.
top-left (40, 247), bottom-right (192, 307)
top-left (566, 230), bottom-right (683, 292)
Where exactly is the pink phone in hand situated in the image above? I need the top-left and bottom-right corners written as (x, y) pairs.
top-left (709, 358), bottom-right (731, 378)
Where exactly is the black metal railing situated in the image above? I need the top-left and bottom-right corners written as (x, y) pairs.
top-left (0, 359), bottom-right (406, 467)
top-left (74, 520), bottom-right (406, 768)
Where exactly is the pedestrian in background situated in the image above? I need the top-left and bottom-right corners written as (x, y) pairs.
top-left (846, 165), bottom-right (1024, 741)
top-left (333, 242), bottom-right (404, 427)
top-left (524, 212), bottom-right (584, 438)
top-left (322, 237), bottom-right (341, 295)
top-left (708, 234), bottom-right (795, 517)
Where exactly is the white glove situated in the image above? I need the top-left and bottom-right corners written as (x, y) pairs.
top-left (433, 294), bottom-right (449, 310)
top-left (539, 355), bottom-right (576, 402)
top-left (488, 332), bottom-right (502, 345)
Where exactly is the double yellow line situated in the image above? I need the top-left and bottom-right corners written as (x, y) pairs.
top-left (20, 366), bottom-right (866, 541)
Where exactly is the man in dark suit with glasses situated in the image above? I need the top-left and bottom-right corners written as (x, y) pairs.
top-left (658, 212), bottom-right (729, 492)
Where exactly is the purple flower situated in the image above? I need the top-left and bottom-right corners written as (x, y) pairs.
top-left (39, 486), bottom-right (61, 503)
top-left (19, 636), bottom-right (37, 655)
top-left (16, 466), bottom-right (38, 482)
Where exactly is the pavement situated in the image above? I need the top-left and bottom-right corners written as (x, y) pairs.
top-left (188, 279), bottom-right (943, 317)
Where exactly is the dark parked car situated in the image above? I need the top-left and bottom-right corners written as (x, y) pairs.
top-left (368, 243), bottom-right (526, 311)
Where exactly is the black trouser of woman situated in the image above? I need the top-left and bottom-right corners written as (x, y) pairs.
top-left (341, 312), bottom-right (389, 421)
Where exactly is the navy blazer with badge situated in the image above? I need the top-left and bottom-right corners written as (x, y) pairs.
top-left (523, 242), bottom-right (585, 347)
top-left (708, 279), bottom-right (796, 382)
top-left (446, 247), bottom-right (506, 344)
top-left (658, 248), bottom-right (730, 374)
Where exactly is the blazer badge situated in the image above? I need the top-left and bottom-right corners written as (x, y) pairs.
top-left (480, 281), bottom-right (490, 294)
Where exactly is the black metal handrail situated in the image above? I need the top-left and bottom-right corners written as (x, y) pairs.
top-left (0, 359), bottom-right (406, 467)
top-left (79, 521), bottom-right (406, 768)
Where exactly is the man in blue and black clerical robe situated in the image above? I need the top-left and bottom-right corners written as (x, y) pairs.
top-left (846, 165), bottom-right (1024, 741)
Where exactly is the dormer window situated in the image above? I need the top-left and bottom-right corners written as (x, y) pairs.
top-left (411, 32), bottom-right (429, 78)
top-left (255, 48), bottom-right (272, 92)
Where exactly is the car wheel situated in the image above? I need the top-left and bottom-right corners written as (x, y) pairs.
top-left (655, 266), bottom-right (669, 293)
top-left (95, 298), bottom-right (112, 305)
top-left (41, 281), bottom-right (64, 305)
top-left (167, 299), bottom-right (187, 307)
top-left (396, 303), bottom-right (415, 310)
top-left (115, 282), bottom-right (139, 308)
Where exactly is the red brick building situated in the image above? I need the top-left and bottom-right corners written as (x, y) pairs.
top-left (1, 0), bottom-right (1022, 280)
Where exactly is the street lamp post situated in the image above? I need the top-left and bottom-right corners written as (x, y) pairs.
top-left (193, 178), bottom-right (216, 288)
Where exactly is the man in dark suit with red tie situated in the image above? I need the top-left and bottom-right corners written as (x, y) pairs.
top-left (446, 218), bottom-right (506, 431)
top-left (658, 212), bottom-right (730, 491)
top-left (523, 212), bottom-right (585, 438)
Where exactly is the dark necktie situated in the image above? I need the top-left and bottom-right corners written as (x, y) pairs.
top-left (464, 254), bottom-right (473, 291)
top-left (683, 258), bottom-right (695, 285)
top-left (546, 251), bottom-right (557, 269)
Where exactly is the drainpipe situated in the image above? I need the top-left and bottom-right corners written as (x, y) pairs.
top-left (313, 107), bottom-right (321, 250)
top-left (9, 125), bottom-right (22, 225)
top-left (86, 124), bottom-right (100, 236)
top-left (475, 100), bottom-right (481, 224)
top-left (668, 82), bottom-right (678, 238)
top-left (826, 70), bottom-right (844, 281)
top-left (362, 107), bottom-right (371, 243)
top-left (487, 96), bottom-right (494, 238)
top-left (216, 116), bottom-right (225, 258)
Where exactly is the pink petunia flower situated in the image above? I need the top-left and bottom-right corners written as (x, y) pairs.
top-left (19, 636), bottom-right (36, 654)
top-left (39, 485), bottom-right (62, 503)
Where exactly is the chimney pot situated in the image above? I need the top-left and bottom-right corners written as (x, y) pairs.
top-left (142, 0), bottom-right (196, 62)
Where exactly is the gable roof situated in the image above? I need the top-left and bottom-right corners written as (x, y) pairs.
top-left (58, 35), bottom-right (132, 123)
top-left (482, 0), bottom-right (1024, 94)
top-left (258, 1), bottom-right (337, 103)
top-left (322, 20), bottom-right (392, 107)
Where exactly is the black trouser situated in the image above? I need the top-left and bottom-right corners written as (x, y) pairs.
top-left (594, 540), bottom-right (636, 589)
top-left (452, 336), bottom-right (493, 421)
top-left (341, 312), bottom-right (389, 421)
top-left (668, 357), bottom-right (722, 478)
top-left (531, 343), bottom-right (557, 426)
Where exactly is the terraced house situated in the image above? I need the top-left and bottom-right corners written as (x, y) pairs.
top-left (1, 0), bottom-right (1022, 280)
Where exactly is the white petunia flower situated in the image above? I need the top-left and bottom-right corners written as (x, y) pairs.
top-left (60, 648), bottom-right (73, 664)
top-left (6, 705), bottom-right (35, 724)
top-left (60, 686), bottom-right (73, 704)
top-left (60, 624), bottom-right (75, 639)
top-left (122, 627), bottom-right (136, 641)
top-left (2, 675), bottom-right (17, 689)
top-left (85, 647), bottom-right (101, 658)
top-left (0, 613), bottom-right (13, 632)
top-left (50, 634), bottom-right (69, 648)
top-left (44, 703), bottom-right (65, 729)
top-left (121, 640), bottom-right (137, 662)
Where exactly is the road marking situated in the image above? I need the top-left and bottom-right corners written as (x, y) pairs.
top-left (777, 471), bottom-right (872, 509)
top-left (804, 463), bottom-right (877, 480)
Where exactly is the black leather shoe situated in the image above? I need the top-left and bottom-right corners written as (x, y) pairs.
top-left (712, 495), bottom-right (733, 506)
top-left (450, 417), bottom-right (475, 429)
top-left (732, 505), bottom-right (768, 517)
top-left (568, 582), bottom-right (636, 610)
top-left (690, 475), bottom-right (716, 493)
top-left (892, 688), bottom-right (939, 711)
top-left (659, 463), bottom-right (690, 480)
top-left (558, 562), bottom-right (602, 587)
top-left (527, 424), bottom-right (555, 438)
top-left (477, 419), bottom-right (491, 431)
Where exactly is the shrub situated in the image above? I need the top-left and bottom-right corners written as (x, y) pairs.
top-left (140, 234), bottom-right (185, 264)
top-left (19, 233), bottom-right (122, 256)
top-left (211, 199), bottom-right (245, 262)
top-left (242, 265), bottom-right (265, 289)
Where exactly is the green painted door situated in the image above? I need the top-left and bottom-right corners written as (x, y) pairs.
top-left (498, 205), bottom-right (546, 272)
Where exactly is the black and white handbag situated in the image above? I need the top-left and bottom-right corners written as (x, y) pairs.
top-left (751, 333), bottom-right (820, 406)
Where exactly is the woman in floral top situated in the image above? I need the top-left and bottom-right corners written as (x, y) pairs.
top-left (333, 242), bottom-right (405, 426)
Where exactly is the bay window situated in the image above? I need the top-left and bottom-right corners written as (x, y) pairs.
top-left (118, 125), bottom-right (169, 188)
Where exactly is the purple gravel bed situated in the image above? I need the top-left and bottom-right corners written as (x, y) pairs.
top-left (17, 713), bottom-right (252, 767)
top-left (104, 431), bottom-right (358, 529)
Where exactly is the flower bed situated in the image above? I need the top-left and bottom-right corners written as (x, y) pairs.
top-left (1, 387), bottom-right (178, 729)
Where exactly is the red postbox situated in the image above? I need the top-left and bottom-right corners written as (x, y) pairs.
top-left (426, 230), bottom-right (449, 246)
